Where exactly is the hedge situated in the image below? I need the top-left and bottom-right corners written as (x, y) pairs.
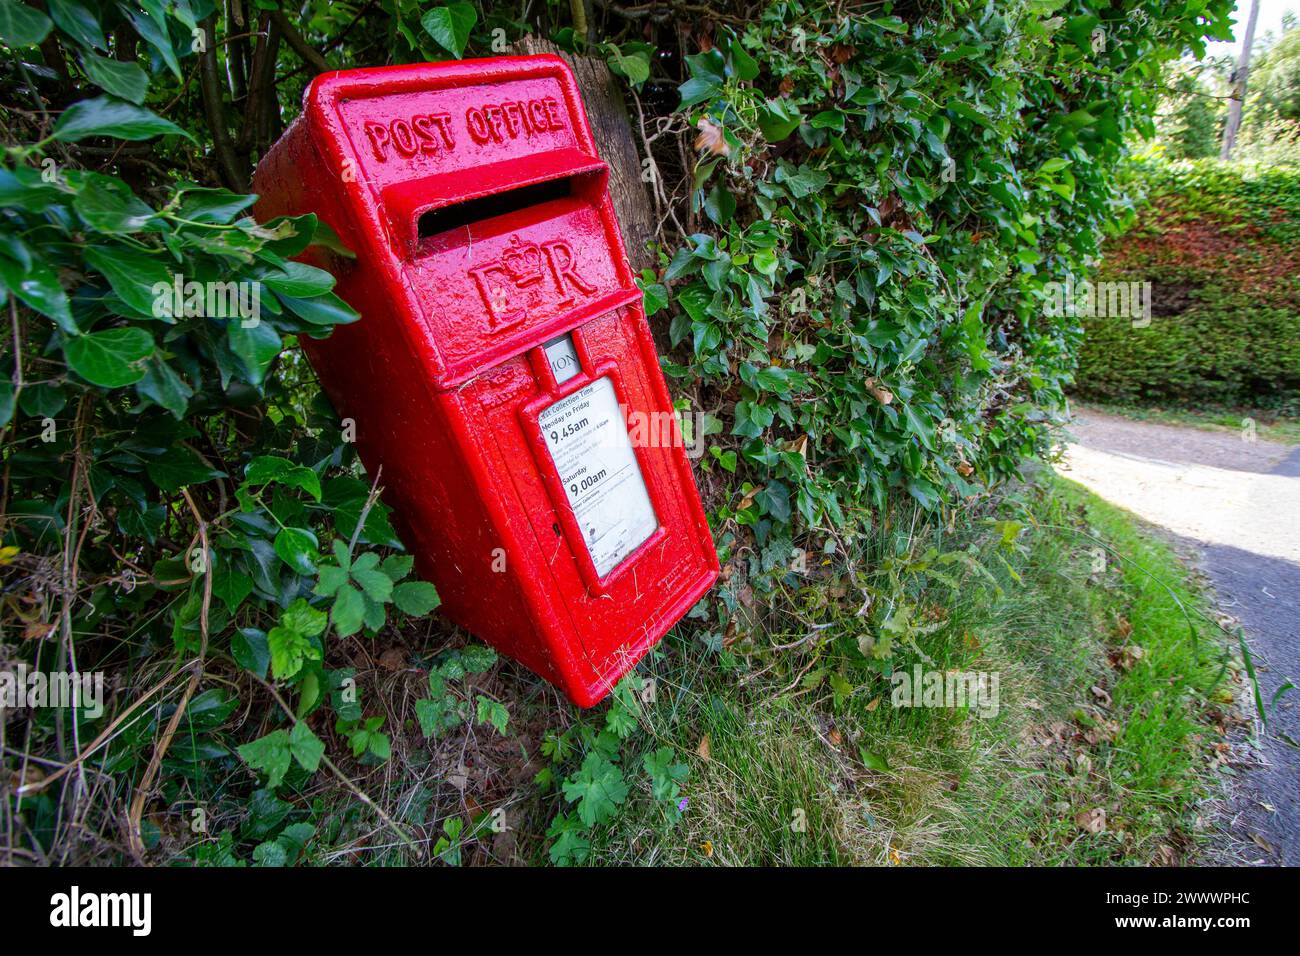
top-left (1074, 160), bottom-right (1300, 409)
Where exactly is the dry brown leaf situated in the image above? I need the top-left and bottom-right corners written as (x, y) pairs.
top-left (1075, 807), bottom-right (1107, 833)
top-left (830, 43), bottom-right (855, 64)
top-left (694, 118), bottom-right (729, 156)
top-left (864, 377), bottom-right (894, 405)
top-left (697, 735), bottom-right (712, 762)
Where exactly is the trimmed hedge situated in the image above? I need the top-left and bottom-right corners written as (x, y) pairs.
top-left (1075, 160), bottom-right (1300, 409)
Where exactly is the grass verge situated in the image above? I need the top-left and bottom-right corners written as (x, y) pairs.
top-left (564, 471), bottom-right (1242, 866)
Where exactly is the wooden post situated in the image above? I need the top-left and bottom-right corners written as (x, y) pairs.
top-left (1221, 0), bottom-right (1262, 161)
top-left (511, 36), bottom-right (658, 273)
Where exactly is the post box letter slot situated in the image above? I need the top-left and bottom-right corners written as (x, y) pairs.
top-left (417, 177), bottom-right (571, 241)
top-left (538, 376), bottom-right (658, 578)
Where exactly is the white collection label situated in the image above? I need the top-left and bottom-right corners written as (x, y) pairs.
top-left (539, 376), bottom-right (658, 577)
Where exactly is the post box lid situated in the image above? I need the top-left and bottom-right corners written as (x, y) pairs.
top-left (297, 56), bottom-right (639, 387)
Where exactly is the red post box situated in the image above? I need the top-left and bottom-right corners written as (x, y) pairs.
top-left (252, 56), bottom-right (718, 706)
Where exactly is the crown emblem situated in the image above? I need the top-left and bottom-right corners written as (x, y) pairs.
top-left (501, 235), bottom-right (544, 287)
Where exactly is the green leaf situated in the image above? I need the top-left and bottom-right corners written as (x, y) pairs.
top-left (282, 597), bottom-right (327, 638)
top-left (48, 0), bottom-right (105, 51)
top-left (392, 580), bottom-right (440, 616)
top-left (238, 730), bottom-right (292, 788)
top-left (273, 527), bottom-right (318, 575)
top-left (228, 320), bottom-right (282, 388)
top-left (421, 3), bottom-right (477, 59)
top-left (351, 566), bottom-right (393, 604)
top-left (0, 0), bottom-right (52, 46)
top-left (459, 644), bottom-right (497, 674)
top-left (314, 563), bottom-right (349, 598)
top-left (330, 583), bottom-right (365, 637)
top-left (268, 624), bottom-right (319, 681)
top-left (244, 456), bottom-right (322, 501)
top-left (0, 255), bottom-right (75, 334)
top-left (178, 186), bottom-right (258, 224)
top-left (475, 695), bottom-right (509, 735)
top-left (758, 99), bottom-right (802, 141)
top-left (380, 553), bottom-right (415, 582)
top-left (146, 445), bottom-right (221, 492)
top-left (288, 721), bottom-right (325, 773)
top-left (53, 96), bottom-right (191, 142)
top-left (63, 327), bottom-right (154, 388)
top-left (259, 261), bottom-right (336, 298)
top-left (80, 53), bottom-right (147, 104)
top-left (275, 291), bottom-right (360, 327)
top-left (859, 748), bottom-right (891, 772)
top-left (137, 356), bottom-right (192, 418)
top-left (232, 628), bottom-right (270, 678)
top-left (72, 173), bottom-right (155, 232)
top-left (562, 753), bottom-right (629, 827)
top-left (83, 245), bottom-right (171, 316)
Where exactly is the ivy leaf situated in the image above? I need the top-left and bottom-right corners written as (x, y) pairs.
top-left (420, 3), bottom-right (477, 59)
top-left (228, 320), bottom-right (282, 388)
top-left (53, 95), bottom-right (191, 142)
top-left (562, 753), bottom-right (629, 827)
top-left (232, 627), bottom-right (270, 678)
top-left (392, 581), bottom-right (440, 616)
top-left (137, 356), bottom-right (193, 418)
top-left (273, 527), bottom-right (318, 574)
top-left (244, 456), bottom-right (322, 501)
top-left (146, 445), bottom-right (222, 492)
top-left (80, 53), bottom-right (148, 104)
top-left (0, 254), bottom-right (76, 334)
top-left (0, 0), bottom-right (52, 46)
top-left (83, 245), bottom-right (171, 316)
top-left (758, 99), bottom-right (802, 141)
top-left (64, 327), bottom-right (154, 388)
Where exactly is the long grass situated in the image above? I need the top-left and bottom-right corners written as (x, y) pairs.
top-left (572, 473), bottom-right (1238, 866)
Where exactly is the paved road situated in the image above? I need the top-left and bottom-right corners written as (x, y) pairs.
top-left (1059, 408), bottom-right (1300, 865)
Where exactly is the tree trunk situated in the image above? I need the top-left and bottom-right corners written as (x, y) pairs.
top-left (511, 36), bottom-right (658, 273)
top-left (1221, 0), bottom-right (1262, 160)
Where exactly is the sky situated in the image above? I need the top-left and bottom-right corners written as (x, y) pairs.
top-left (1204, 0), bottom-right (1298, 57)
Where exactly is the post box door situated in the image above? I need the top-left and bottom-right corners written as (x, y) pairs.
top-left (460, 306), bottom-right (712, 676)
